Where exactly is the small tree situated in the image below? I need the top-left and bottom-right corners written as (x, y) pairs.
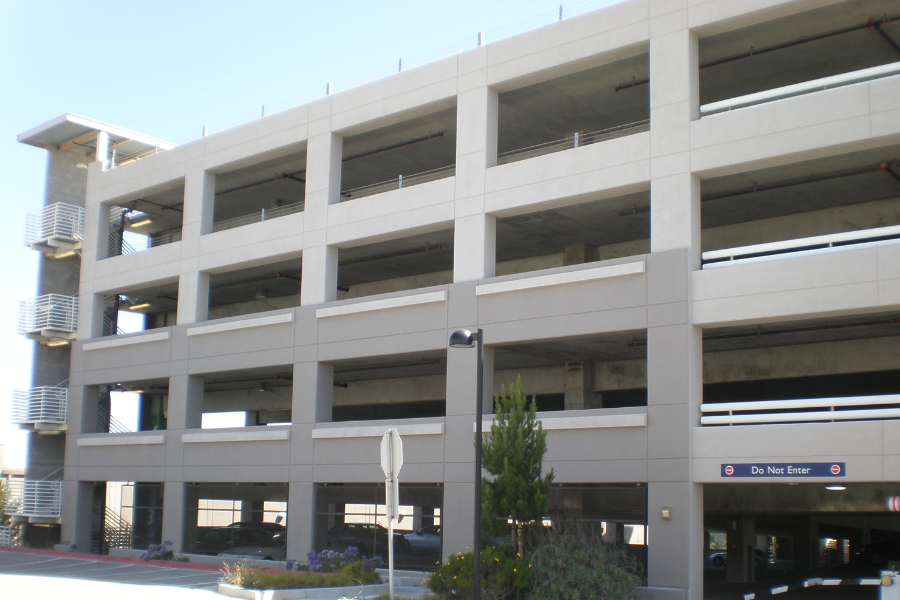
top-left (0, 479), bottom-right (9, 526)
top-left (481, 376), bottom-right (554, 558)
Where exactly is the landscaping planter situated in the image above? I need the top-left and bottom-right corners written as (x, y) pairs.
top-left (217, 582), bottom-right (389, 600)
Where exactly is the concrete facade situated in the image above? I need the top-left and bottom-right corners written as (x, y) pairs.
top-left (16, 1), bottom-right (900, 598)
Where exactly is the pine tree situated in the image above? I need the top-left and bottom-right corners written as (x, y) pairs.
top-left (481, 376), bottom-right (554, 558)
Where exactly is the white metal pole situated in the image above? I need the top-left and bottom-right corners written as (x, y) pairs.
top-left (388, 497), bottom-right (395, 600)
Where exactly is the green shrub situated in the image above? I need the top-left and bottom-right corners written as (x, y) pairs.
top-left (221, 559), bottom-right (381, 590)
top-left (428, 544), bottom-right (529, 600)
top-left (525, 529), bottom-right (641, 600)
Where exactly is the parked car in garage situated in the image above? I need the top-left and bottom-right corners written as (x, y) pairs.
top-left (326, 523), bottom-right (411, 555)
top-left (193, 523), bottom-right (283, 555)
top-left (403, 525), bottom-right (441, 554)
top-left (859, 536), bottom-right (900, 566)
top-left (218, 530), bottom-right (287, 561)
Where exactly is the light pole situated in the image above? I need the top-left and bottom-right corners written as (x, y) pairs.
top-left (448, 328), bottom-right (483, 600)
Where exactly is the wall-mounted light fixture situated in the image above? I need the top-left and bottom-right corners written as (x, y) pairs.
top-left (660, 507), bottom-right (673, 520)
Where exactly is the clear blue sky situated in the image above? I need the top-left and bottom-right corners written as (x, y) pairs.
top-left (0, 0), bottom-right (619, 469)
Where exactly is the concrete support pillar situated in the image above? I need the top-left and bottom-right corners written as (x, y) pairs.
top-left (182, 170), bottom-right (215, 239)
top-left (726, 516), bottom-right (756, 583)
top-left (95, 131), bottom-right (109, 169)
top-left (300, 245), bottom-right (338, 306)
top-left (564, 361), bottom-right (601, 410)
top-left (167, 374), bottom-right (204, 431)
top-left (61, 480), bottom-right (94, 552)
top-left (177, 271), bottom-right (210, 324)
top-left (443, 341), bottom-right (494, 559)
top-left (453, 73), bottom-right (498, 283)
top-left (301, 131), bottom-right (342, 306)
top-left (293, 361), bottom-right (334, 424)
top-left (649, 21), bottom-right (700, 266)
top-left (645, 8), bottom-right (703, 597)
top-left (453, 214), bottom-right (496, 283)
top-left (793, 517), bottom-right (817, 573)
top-left (563, 243), bottom-right (594, 266)
top-left (162, 481), bottom-right (186, 552)
top-left (287, 481), bottom-right (315, 559)
top-left (72, 385), bottom-right (100, 434)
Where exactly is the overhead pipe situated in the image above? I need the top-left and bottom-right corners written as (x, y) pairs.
top-left (627, 316), bottom-right (900, 348)
top-left (618, 162), bottom-right (898, 217)
top-left (342, 131), bottom-right (444, 163)
top-left (614, 14), bottom-right (900, 92)
top-left (339, 243), bottom-right (444, 267)
top-left (216, 171), bottom-right (306, 197)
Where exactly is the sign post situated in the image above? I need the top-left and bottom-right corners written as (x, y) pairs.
top-left (381, 429), bottom-right (403, 600)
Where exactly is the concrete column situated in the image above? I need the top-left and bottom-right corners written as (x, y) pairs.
top-left (453, 214), bottom-right (496, 282)
top-left (182, 170), bottom-right (215, 239)
top-left (563, 243), bottom-right (594, 266)
top-left (72, 385), bottom-right (100, 434)
top-left (167, 374), bottom-right (204, 431)
top-left (453, 77), bottom-right (498, 283)
top-left (301, 131), bottom-right (342, 306)
top-left (443, 341), bottom-right (493, 558)
top-left (162, 481), bottom-right (186, 552)
top-left (177, 271), bottom-right (210, 324)
top-left (300, 245), bottom-right (338, 306)
top-left (564, 362), bottom-right (601, 410)
top-left (293, 361), bottom-right (334, 424)
top-left (726, 516), bottom-right (756, 583)
top-left (61, 480), bottom-right (94, 552)
top-left (95, 131), bottom-right (109, 169)
top-left (645, 8), bottom-right (703, 598)
top-left (287, 481), bottom-right (315, 559)
top-left (649, 20), bottom-right (700, 268)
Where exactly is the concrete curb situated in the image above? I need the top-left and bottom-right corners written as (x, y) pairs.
top-left (0, 547), bottom-right (222, 571)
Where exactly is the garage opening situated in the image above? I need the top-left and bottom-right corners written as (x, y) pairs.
top-left (340, 105), bottom-right (456, 201)
top-left (314, 483), bottom-right (443, 570)
top-left (700, 312), bottom-right (900, 427)
top-left (90, 481), bottom-right (163, 554)
top-left (337, 228), bottom-right (453, 301)
top-left (698, 0), bottom-right (900, 115)
top-left (495, 190), bottom-right (650, 278)
top-left (704, 483), bottom-right (900, 599)
top-left (497, 51), bottom-right (649, 165)
top-left (184, 483), bottom-right (288, 561)
top-left (106, 182), bottom-right (185, 258)
top-left (330, 350), bottom-right (446, 422)
top-left (207, 255), bottom-right (302, 319)
top-left (200, 366), bottom-right (293, 429)
top-left (95, 378), bottom-right (169, 433)
top-left (701, 144), bottom-right (900, 269)
top-left (493, 331), bottom-right (647, 412)
top-left (211, 147), bottom-right (306, 233)
top-left (101, 279), bottom-right (178, 337)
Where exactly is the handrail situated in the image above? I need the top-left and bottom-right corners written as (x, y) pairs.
top-left (24, 203), bottom-right (84, 246)
top-left (701, 224), bottom-right (900, 267)
top-left (700, 60), bottom-right (900, 116)
top-left (5, 479), bottom-right (64, 519)
top-left (11, 387), bottom-right (68, 425)
top-left (340, 164), bottom-right (455, 200)
top-left (700, 394), bottom-right (900, 426)
top-left (497, 119), bottom-right (650, 166)
top-left (212, 201), bottom-right (304, 233)
top-left (18, 294), bottom-right (78, 335)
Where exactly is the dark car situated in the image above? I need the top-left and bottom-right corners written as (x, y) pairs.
top-left (859, 536), bottom-right (900, 566)
top-left (704, 548), bottom-right (771, 568)
top-left (218, 530), bottom-right (287, 561)
top-left (326, 523), bottom-right (411, 555)
top-left (193, 526), bottom-right (275, 555)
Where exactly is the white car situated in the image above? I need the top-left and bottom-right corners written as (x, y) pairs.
top-left (403, 525), bottom-right (441, 554)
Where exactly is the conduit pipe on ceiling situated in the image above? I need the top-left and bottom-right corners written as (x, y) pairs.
top-left (614, 14), bottom-right (900, 92)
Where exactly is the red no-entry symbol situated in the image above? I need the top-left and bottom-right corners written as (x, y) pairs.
top-left (725, 466), bottom-right (734, 476)
top-left (831, 464), bottom-right (841, 475)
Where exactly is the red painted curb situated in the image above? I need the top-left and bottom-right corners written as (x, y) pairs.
top-left (0, 546), bottom-right (223, 571)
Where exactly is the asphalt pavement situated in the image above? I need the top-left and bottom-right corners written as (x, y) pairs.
top-left (0, 549), bottom-right (222, 599)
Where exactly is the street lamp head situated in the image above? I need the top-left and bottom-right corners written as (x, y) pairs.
top-left (449, 329), bottom-right (476, 348)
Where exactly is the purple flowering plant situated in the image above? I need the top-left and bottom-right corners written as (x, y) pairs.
top-left (285, 546), bottom-right (383, 573)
